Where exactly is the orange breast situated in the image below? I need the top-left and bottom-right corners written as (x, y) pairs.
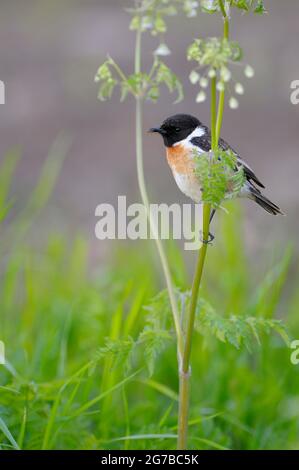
top-left (166, 144), bottom-right (194, 175)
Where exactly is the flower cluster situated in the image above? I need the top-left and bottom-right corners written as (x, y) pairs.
top-left (129, 0), bottom-right (191, 54)
top-left (129, 1), bottom-right (176, 37)
top-left (128, 0), bottom-right (213, 56)
top-left (95, 1), bottom-right (185, 103)
top-left (200, 0), bottom-right (266, 14)
top-left (187, 37), bottom-right (254, 109)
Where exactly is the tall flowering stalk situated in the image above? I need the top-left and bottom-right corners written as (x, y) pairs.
top-left (95, 0), bottom-right (277, 452)
top-left (177, 0), bottom-right (266, 449)
top-left (95, 0), bottom-right (190, 389)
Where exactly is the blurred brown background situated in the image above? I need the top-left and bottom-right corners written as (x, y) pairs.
top-left (0, 0), bottom-right (298, 258)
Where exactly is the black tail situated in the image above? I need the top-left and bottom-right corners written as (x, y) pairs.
top-left (249, 187), bottom-right (284, 216)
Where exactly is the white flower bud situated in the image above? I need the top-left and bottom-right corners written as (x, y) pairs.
top-left (208, 68), bottom-right (216, 78)
top-left (235, 83), bottom-right (244, 95)
top-left (244, 65), bottom-right (255, 78)
top-left (199, 77), bottom-right (209, 88)
top-left (196, 91), bottom-right (206, 103)
top-left (229, 97), bottom-right (239, 109)
top-left (221, 67), bottom-right (231, 82)
top-left (154, 43), bottom-right (171, 56)
top-left (217, 81), bottom-right (225, 92)
top-left (189, 70), bottom-right (200, 84)
top-left (141, 18), bottom-right (153, 30)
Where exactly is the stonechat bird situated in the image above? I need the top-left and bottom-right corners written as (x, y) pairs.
top-left (149, 114), bottom-right (283, 224)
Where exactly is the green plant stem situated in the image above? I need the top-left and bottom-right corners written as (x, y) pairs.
top-left (177, 204), bottom-right (211, 449)
top-left (134, 25), bottom-right (142, 75)
top-left (216, 90), bottom-right (225, 144)
top-left (177, 368), bottom-right (189, 449)
top-left (183, 204), bottom-right (211, 374)
top-left (224, 17), bottom-right (229, 40)
top-left (219, 0), bottom-right (226, 17)
top-left (178, 5), bottom-right (231, 449)
top-left (216, 0), bottom-right (230, 143)
top-left (134, 28), bottom-right (184, 360)
top-left (219, 0), bottom-right (230, 38)
top-left (177, 66), bottom-right (218, 451)
top-left (211, 76), bottom-right (217, 148)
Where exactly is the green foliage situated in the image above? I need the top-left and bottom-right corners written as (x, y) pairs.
top-left (95, 337), bottom-right (136, 372)
top-left (187, 37), bottom-right (254, 108)
top-left (93, 290), bottom-right (174, 377)
top-left (128, 0), bottom-right (177, 36)
top-left (0, 147), bottom-right (20, 223)
top-left (187, 0), bottom-right (263, 109)
top-left (231, 0), bottom-right (267, 14)
top-left (200, 0), bottom-right (267, 14)
top-left (127, 0), bottom-right (267, 23)
top-left (193, 149), bottom-right (245, 208)
top-left (94, 62), bottom-right (117, 101)
top-left (0, 154), bottom-right (297, 450)
top-left (0, 0), bottom-right (293, 449)
top-left (152, 60), bottom-right (183, 103)
top-left (95, 1), bottom-right (185, 104)
top-left (248, 246), bottom-right (293, 318)
top-left (194, 299), bottom-right (289, 351)
top-left (145, 287), bottom-right (289, 354)
top-left (188, 37), bottom-right (242, 69)
top-left (128, 0), bottom-right (212, 32)
top-left (95, 56), bottom-right (183, 103)
top-left (139, 292), bottom-right (173, 376)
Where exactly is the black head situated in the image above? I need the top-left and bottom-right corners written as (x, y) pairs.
top-left (149, 114), bottom-right (201, 147)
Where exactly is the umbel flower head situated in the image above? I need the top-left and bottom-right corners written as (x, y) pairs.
top-left (187, 37), bottom-right (255, 109)
top-left (200, 0), bottom-right (267, 14)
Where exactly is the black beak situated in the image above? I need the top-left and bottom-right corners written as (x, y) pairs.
top-left (148, 127), bottom-right (166, 135)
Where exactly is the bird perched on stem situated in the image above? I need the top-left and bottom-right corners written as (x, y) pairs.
top-left (149, 114), bottom-right (283, 234)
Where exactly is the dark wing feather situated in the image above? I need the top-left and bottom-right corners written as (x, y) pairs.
top-left (191, 134), bottom-right (212, 152)
top-left (237, 159), bottom-right (265, 189)
top-left (191, 133), bottom-right (265, 189)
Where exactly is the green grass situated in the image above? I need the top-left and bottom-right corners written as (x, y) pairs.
top-left (0, 148), bottom-right (298, 450)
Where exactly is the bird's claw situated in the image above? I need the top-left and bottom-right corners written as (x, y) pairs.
top-left (200, 231), bottom-right (215, 245)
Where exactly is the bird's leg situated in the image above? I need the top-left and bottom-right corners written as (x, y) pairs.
top-left (209, 208), bottom-right (216, 224)
top-left (208, 208), bottom-right (216, 243)
top-left (200, 208), bottom-right (216, 244)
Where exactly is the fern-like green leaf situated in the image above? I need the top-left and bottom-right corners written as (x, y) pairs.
top-left (140, 290), bottom-right (174, 375)
top-left (194, 297), bottom-right (289, 351)
top-left (194, 149), bottom-right (245, 208)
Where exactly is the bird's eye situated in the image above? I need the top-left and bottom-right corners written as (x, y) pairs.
top-left (175, 127), bottom-right (181, 133)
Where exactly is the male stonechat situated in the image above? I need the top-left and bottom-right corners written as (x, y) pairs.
top-left (149, 114), bottom-right (283, 226)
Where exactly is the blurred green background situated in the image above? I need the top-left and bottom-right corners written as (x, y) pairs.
top-left (0, 0), bottom-right (299, 450)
